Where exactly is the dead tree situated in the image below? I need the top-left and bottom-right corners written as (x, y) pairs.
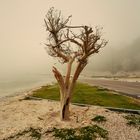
top-left (44, 7), bottom-right (108, 121)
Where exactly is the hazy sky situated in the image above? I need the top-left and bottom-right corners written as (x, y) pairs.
top-left (0, 0), bottom-right (140, 77)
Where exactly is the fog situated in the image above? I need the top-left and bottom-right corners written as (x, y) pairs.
top-left (87, 38), bottom-right (140, 75)
top-left (0, 0), bottom-right (140, 79)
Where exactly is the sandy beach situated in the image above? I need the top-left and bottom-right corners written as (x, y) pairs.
top-left (0, 90), bottom-right (140, 140)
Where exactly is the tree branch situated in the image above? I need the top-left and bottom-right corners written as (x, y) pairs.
top-left (52, 66), bottom-right (65, 91)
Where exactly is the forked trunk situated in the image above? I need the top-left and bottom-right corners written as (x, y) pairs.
top-left (52, 62), bottom-right (83, 121)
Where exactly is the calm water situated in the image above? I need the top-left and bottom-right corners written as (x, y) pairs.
top-left (0, 74), bottom-right (54, 98)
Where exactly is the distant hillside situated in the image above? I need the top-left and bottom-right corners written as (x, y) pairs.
top-left (87, 38), bottom-right (140, 75)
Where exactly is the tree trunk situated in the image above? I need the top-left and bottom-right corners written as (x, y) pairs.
top-left (60, 95), bottom-right (70, 120)
top-left (52, 61), bottom-right (85, 121)
top-left (60, 82), bottom-right (76, 121)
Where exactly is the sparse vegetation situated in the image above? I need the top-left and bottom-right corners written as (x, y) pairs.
top-left (32, 83), bottom-right (140, 110)
top-left (4, 127), bottom-right (41, 140)
top-left (92, 115), bottom-right (107, 123)
top-left (3, 125), bottom-right (108, 140)
top-left (124, 114), bottom-right (140, 130)
top-left (51, 125), bottom-right (108, 140)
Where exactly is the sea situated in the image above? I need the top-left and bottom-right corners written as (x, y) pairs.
top-left (0, 73), bottom-right (54, 98)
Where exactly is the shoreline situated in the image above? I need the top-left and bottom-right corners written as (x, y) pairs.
top-left (0, 82), bottom-right (53, 102)
top-left (1, 76), bottom-right (140, 101)
top-left (80, 76), bottom-right (140, 83)
top-left (1, 77), bottom-right (140, 103)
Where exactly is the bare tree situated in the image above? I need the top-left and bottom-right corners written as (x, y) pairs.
top-left (44, 7), bottom-right (108, 121)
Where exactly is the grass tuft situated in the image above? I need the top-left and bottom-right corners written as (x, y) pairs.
top-left (4, 127), bottom-right (42, 140)
top-left (91, 115), bottom-right (107, 123)
top-left (124, 114), bottom-right (140, 130)
top-left (52, 125), bottom-right (108, 140)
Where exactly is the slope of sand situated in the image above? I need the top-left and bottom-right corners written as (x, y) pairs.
top-left (0, 93), bottom-right (139, 140)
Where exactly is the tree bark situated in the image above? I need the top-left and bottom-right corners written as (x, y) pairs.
top-left (60, 94), bottom-right (70, 120)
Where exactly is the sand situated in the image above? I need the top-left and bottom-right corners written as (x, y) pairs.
top-left (0, 92), bottom-right (139, 140)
